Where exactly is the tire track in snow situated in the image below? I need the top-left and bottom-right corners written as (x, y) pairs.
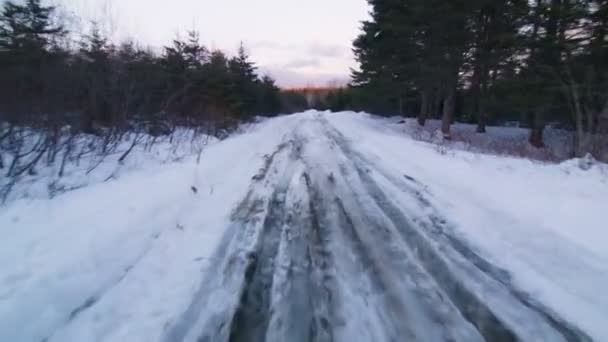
top-left (163, 139), bottom-right (295, 342)
top-left (164, 135), bottom-right (316, 342)
top-left (226, 177), bottom-right (291, 342)
top-left (164, 114), bottom-right (592, 342)
top-left (321, 147), bottom-right (484, 341)
top-left (260, 172), bottom-right (337, 342)
top-left (228, 135), bottom-right (339, 342)
top-left (274, 115), bottom-right (479, 341)
top-left (294, 122), bottom-right (431, 341)
top-left (320, 117), bottom-right (514, 285)
top-left (320, 115), bottom-right (591, 342)
top-left (303, 173), bottom-right (337, 342)
top-left (189, 129), bottom-right (341, 342)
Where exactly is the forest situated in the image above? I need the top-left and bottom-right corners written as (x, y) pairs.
top-left (2, 0), bottom-right (608, 174)
top-left (0, 0), bottom-right (314, 184)
top-left (347, 0), bottom-right (608, 158)
top-left (0, 0), bottom-right (297, 131)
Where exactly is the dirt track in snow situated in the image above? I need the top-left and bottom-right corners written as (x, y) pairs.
top-left (161, 114), bottom-right (591, 342)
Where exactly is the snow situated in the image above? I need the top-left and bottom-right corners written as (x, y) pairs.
top-left (1, 128), bottom-right (218, 203)
top-left (327, 112), bottom-right (608, 340)
top-left (400, 118), bottom-right (574, 161)
top-left (0, 116), bottom-right (298, 342)
top-left (1, 111), bottom-right (607, 341)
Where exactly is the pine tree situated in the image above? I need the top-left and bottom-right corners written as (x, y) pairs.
top-left (79, 25), bottom-right (113, 131)
top-left (0, 0), bottom-right (284, 137)
top-left (352, 0), bottom-right (608, 156)
top-left (353, 0), bottom-right (474, 136)
top-left (0, 0), bottom-right (65, 117)
top-left (229, 43), bottom-right (260, 117)
top-left (259, 75), bottom-right (281, 116)
top-left (0, 0), bottom-right (63, 52)
top-left (184, 30), bottom-right (208, 69)
top-left (466, 0), bottom-right (528, 133)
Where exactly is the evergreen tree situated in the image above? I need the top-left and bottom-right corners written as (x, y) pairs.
top-left (78, 24), bottom-right (113, 131)
top-left (0, 0), bottom-right (285, 138)
top-left (258, 75), bottom-right (281, 116)
top-left (0, 0), bottom-right (65, 118)
top-left (0, 0), bottom-right (63, 52)
top-left (229, 43), bottom-right (260, 117)
top-left (352, 0), bottom-right (607, 155)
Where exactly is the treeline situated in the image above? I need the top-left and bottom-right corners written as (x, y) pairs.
top-left (349, 0), bottom-right (608, 159)
top-left (0, 0), bottom-right (290, 136)
top-left (0, 0), bottom-right (311, 198)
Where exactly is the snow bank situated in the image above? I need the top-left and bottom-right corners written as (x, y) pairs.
top-left (0, 116), bottom-right (300, 342)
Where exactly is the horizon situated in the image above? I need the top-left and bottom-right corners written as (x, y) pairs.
top-left (51, 0), bottom-right (371, 88)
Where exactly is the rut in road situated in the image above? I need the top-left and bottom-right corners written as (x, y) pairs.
top-left (228, 137), bottom-right (338, 342)
top-left (164, 116), bottom-right (591, 342)
top-left (227, 177), bottom-right (291, 342)
top-left (164, 139), bottom-right (297, 342)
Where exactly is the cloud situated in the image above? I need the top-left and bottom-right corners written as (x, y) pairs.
top-left (284, 58), bottom-right (322, 69)
top-left (250, 41), bottom-right (354, 87)
top-left (251, 40), bottom-right (293, 50)
top-left (260, 66), bottom-right (350, 88)
top-left (252, 41), bottom-right (350, 59)
top-left (307, 43), bottom-right (350, 58)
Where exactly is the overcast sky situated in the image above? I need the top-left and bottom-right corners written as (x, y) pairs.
top-left (53, 0), bottom-right (370, 88)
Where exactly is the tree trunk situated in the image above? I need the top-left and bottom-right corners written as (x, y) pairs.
top-left (471, 8), bottom-right (488, 133)
top-left (442, 83), bottom-right (456, 139)
top-left (599, 96), bottom-right (608, 135)
top-left (398, 94), bottom-right (404, 116)
top-left (598, 97), bottom-right (608, 161)
top-left (471, 63), bottom-right (482, 129)
top-left (476, 64), bottom-right (491, 133)
top-left (476, 102), bottom-right (488, 133)
top-left (567, 69), bottom-right (586, 156)
top-left (529, 107), bottom-right (546, 148)
top-left (575, 104), bottom-right (585, 156)
top-left (432, 87), bottom-right (443, 119)
top-left (418, 88), bottom-right (430, 126)
top-left (529, 127), bottom-right (545, 148)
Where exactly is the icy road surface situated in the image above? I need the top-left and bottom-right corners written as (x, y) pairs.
top-left (1, 111), bottom-right (607, 342)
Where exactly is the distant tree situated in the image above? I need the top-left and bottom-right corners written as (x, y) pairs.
top-left (0, 0), bottom-right (65, 119)
top-left (258, 75), bottom-right (281, 116)
top-left (0, 0), bottom-right (64, 52)
top-left (0, 0), bottom-right (283, 136)
top-left (229, 43), bottom-right (260, 117)
top-left (78, 24), bottom-right (113, 132)
top-left (465, 0), bottom-right (527, 133)
top-left (352, 0), bottom-right (608, 159)
top-left (183, 30), bottom-right (208, 68)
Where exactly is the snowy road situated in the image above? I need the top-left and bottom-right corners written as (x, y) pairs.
top-left (1, 112), bottom-right (607, 342)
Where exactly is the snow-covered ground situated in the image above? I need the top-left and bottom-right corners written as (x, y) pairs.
top-left (399, 118), bottom-right (574, 161)
top-left (329, 112), bottom-right (608, 339)
top-left (0, 128), bottom-right (217, 203)
top-left (1, 111), bottom-right (606, 342)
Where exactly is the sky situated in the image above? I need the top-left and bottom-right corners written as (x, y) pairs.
top-left (52, 0), bottom-right (371, 88)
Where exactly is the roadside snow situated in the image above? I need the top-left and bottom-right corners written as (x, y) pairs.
top-left (327, 111), bottom-right (608, 341)
top-left (0, 128), bottom-right (217, 203)
top-left (0, 116), bottom-right (298, 342)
